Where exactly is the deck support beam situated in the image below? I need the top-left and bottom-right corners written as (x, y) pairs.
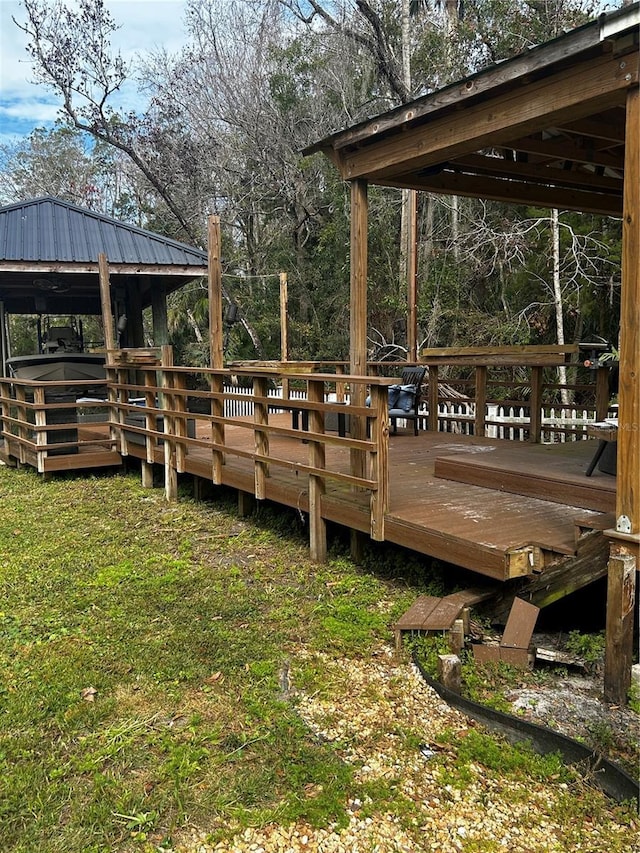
top-left (604, 552), bottom-right (636, 704)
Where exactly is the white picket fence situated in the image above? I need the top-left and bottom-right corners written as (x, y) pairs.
top-left (222, 383), bottom-right (608, 443)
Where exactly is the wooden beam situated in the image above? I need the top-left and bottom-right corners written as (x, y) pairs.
top-left (208, 216), bottom-right (224, 370)
top-left (390, 171), bottom-right (623, 217)
top-left (342, 53), bottom-right (634, 180)
top-left (503, 134), bottom-right (625, 171)
top-left (617, 86), bottom-right (640, 536)
top-left (452, 153), bottom-right (624, 194)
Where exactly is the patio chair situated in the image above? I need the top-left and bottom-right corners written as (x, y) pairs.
top-left (388, 365), bottom-right (427, 435)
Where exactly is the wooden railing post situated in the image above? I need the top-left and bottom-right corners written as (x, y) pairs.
top-left (428, 365), bottom-right (439, 432)
top-left (253, 375), bottom-right (269, 500)
top-left (474, 366), bottom-right (487, 437)
top-left (307, 378), bottom-right (327, 562)
top-left (595, 366), bottom-right (611, 420)
top-left (369, 384), bottom-right (389, 541)
top-left (174, 371), bottom-right (187, 474)
top-left (141, 368), bottom-right (156, 488)
top-left (15, 384), bottom-right (27, 464)
top-left (33, 386), bottom-right (47, 473)
top-left (529, 366), bottom-right (543, 443)
top-left (161, 346), bottom-right (177, 502)
top-left (211, 373), bottom-right (225, 484)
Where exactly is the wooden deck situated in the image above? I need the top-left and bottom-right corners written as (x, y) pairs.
top-left (116, 418), bottom-right (614, 588)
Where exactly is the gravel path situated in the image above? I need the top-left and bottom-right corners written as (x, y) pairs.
top-left (171, 648), bottom-right (639, 853)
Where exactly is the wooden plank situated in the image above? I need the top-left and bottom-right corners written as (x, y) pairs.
top-left (500, 597), bottom-right (540, 649)
top-left (394, 596), bottom-right (441, 631)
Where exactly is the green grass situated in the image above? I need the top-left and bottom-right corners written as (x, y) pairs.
top-left (0, 468), bottom-right (638, 852)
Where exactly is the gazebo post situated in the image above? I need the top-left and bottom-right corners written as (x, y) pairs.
top-left (604, 85), bottom-right (640, 704)
top-left (152, 284), bottom-right (169, 346)
top-left (349, 178), bottom-right (369, 563)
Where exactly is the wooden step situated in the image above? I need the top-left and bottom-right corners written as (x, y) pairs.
top-left (434, 445), bottom-right (615, 513)
top-left (394, 588), bottom-right (493, 651)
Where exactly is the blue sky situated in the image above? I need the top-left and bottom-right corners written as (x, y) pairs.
top-left (0, 0), bottom-right (189, 145)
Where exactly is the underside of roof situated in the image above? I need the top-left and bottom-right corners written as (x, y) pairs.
top-left (305, 3), bottom-right (640, 217)
top-left (0, 197), bottom-right (208, 314)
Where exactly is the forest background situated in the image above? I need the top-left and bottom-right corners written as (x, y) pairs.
top-left (0, 0), bottom-right (627, 370)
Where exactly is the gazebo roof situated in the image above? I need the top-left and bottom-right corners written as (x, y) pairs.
top-left (0, 196), bottom-right (208, 314)
top-left (304, 2), bottom-right (640, 216)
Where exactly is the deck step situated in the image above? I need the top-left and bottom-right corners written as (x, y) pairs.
top-left (394, 588), bottom-right (493, 651)
top-left (433, 445), bottom-right (615, 513)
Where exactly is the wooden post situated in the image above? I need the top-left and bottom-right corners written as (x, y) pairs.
top-left (604, 553), bottom-right (636, 704)
top-left (349, 179), bottom-right (369, 510)
top-left (0, 300), bottom-right (6, 377)
top-left (280, 272), bottom-right (290, 400)
top-left (474, 366), bottom-right (487, 437)
top-left (529, 366), bottom-right (543, 443)
top-left (428, 365), bottom-right (439, 432)
top-left (253, 375), bottom-right (269, 500)
top-left (161, 345), bottom-right (177, 502)
top-left (595, 366), bottom-right (610, 421)
top-left (308, 378), bottom-right (327, 562)
top-left (617, 86), bottom-right (640, 538)
top-left (407, 190), bottom-right (418, 364)
top-left (142, 367), bottom-right (156, 488)
top-left (34, 386), bottom-right (47, 474)
top-left (152, 284), bottom-right (169, 346)
top-left (174, 371), bottom-right (187, 473)
top-left (98, 253), bottom-right (116, 353)
top-left (208, 216), bottom-right (224, 370)
top-left (603, 86), bottom-right (640, 704)
top-left (210, 373), bottom-right (225, 484)
top-left (369, 384), bottom-right (389, 541)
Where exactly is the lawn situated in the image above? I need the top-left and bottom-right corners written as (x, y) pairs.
top-left (0, 467), bottom-right (637, 852)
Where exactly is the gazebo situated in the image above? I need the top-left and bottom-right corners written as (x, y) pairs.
top-left (0, 196), bottom-right (208, 371)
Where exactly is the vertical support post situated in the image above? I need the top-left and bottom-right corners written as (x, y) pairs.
top-left (34, 386), bottom-right (47, 473)
top-left (407, 190), bottom-right (418, 364)
top-left (595, 366), bottom-right (610, 421)
top-left (280, 272), bottom-right (290, 401)
top-left (98, 253), bottom-right (116, 353)
top-left (617, 86), bottom-right (640, 537)
top-left (529, 366), bottom-right (543, 443)
top-left (142, 367), bottom-right (156, 487)
top-left (307, 378), bottom-right (327, 562)
top-left (208, 216), bottom-right (224, 370)
top-left (349, 179), bottom-right (368, 464)
top-left (428, 365), bottom-right (439, 432)
top-left (210, 373), bottom-right (225, 484)
top-left (253, 375), bottom-right (269, 500)
top-left (126, 280), bottom-right (144, 348)
top-left (474, 366), bottom-right (487, 437)
top-left (152, 284), bottom-right (169, 346)
top-left (161, 345), bottom-right (177, 502)
top-left (369, 384), bottom-right (389, 541)
top-left (174, 370), bottom-right (187, 473)
top-left (604, 553), bottom-right (636, 704)
top-left (15, 384), bottom-right (27, 464)
top-left (0, 300), bottom-right (6, 377)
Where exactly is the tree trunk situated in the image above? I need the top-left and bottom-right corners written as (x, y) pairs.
top-left (552, 208), bottom-right (571, 405)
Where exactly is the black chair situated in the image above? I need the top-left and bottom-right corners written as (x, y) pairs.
top-left (388, 366), bottom-right (427, 435)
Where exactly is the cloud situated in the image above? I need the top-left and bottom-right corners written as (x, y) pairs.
top-left (0, 0), bottom-right (189, 142)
